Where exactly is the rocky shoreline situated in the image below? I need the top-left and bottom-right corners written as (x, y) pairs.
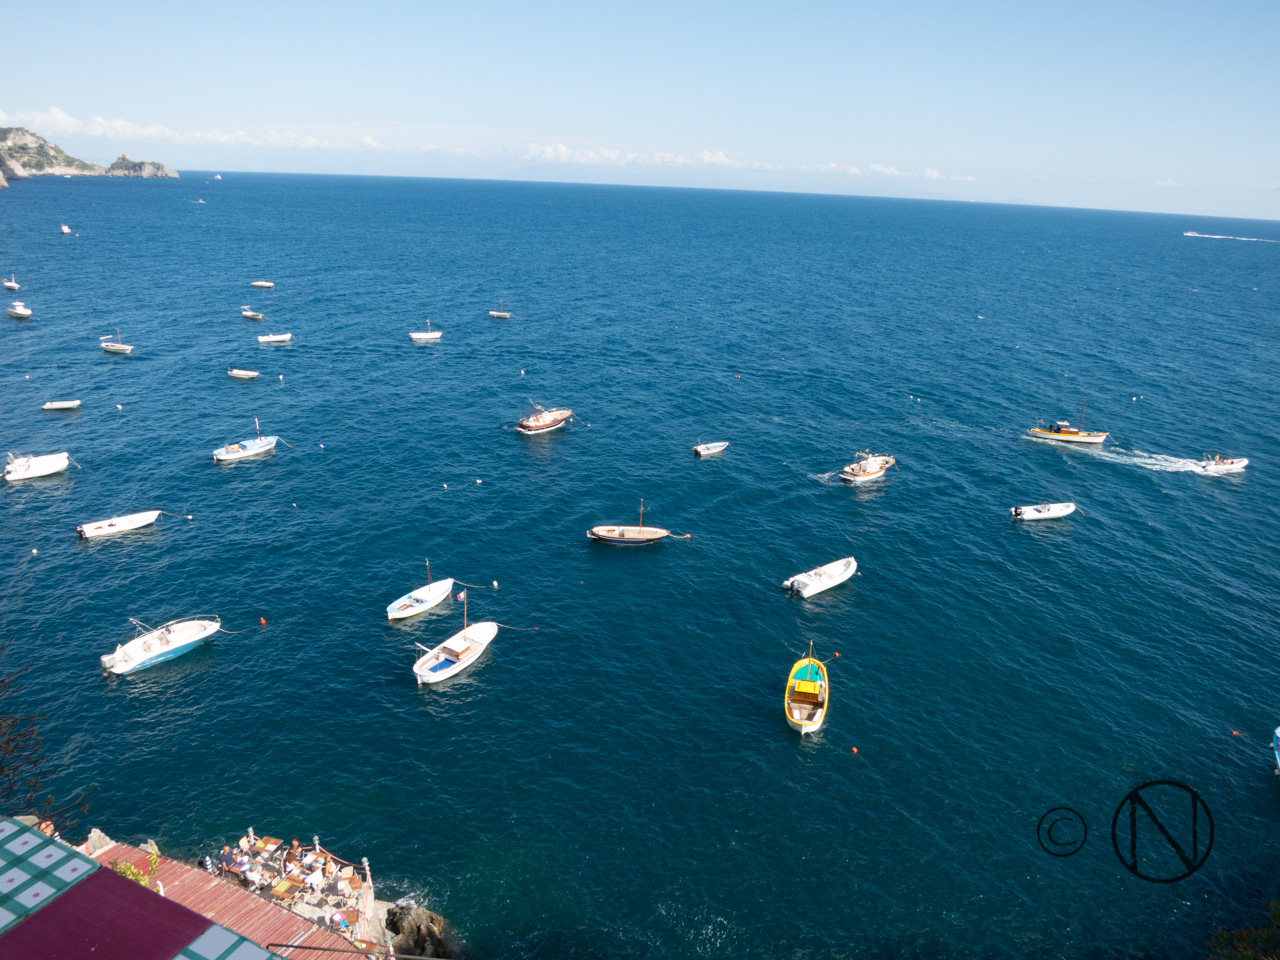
top-left (0, 126), bottom-right (177, 187)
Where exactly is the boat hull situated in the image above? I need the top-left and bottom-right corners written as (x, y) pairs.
top-left (489, 311), bottom-right (511, 319)
top-left (250, 281), bottom-right (274, 289)
top-left (409, 332), bottom-right (442, 342)
top-left (516, 411), bottom-right (571, 434)
top-left (785, 658), bottom-right (829, 734)
top-left (1028, 428), bottom-right (1108, 444)
top-left (783, 556), bottom-right (857, 598)
top-left (42, 400), bottom-right (81, 411)
top-left (841, 454), bottom-right (895, 483)
top-left (387, 578), bottom-right (456, 620)
top-left (5, 452), bottom-right (70, 481)
top-left (1193, 458), bottom-right (1248, 474)
top-left (693, 442), bottom-right (729, 456)
top-left (213, 436), bottom-right (278, 461)
top-left (587, 525), bottom-right (671, 544)
top-left (1011, 502), bottom-right (1076, 521)
top-left (413, 621), bottom-right (498, 684)
top-left (78, 510), bottom-right (162, 539)
top-left (102, 343), bottom-right (133, 354)
top-left (100, 617), bottom-right (220, 675)
top-left (7, 307), bottom-right (31, 319)
top-left (228, 369), bottom-right (260, 379)
top-left (258, 334), bottom-right (291, 343)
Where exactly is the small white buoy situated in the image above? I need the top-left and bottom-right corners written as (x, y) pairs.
top-left (476, 479), bottom-right (482, 484)
top-left (186, 515), bottom-right (193, 520)
top-left (319, 444), bottom-right (326, 449)
top-left (292, 503), bottom-right (297, 508)
top-left (279, 375), bottom-right (283, 381)
top-left (24, 375), bottom-right (29, 380)
top-left (116, 404), bottom-right (122, 410)
top-left (492, 580), bottom-right (499, 590)
top-left (1133, 396), bottom-right (1137, 401)
top-left (31, 549), bottom-right (37, 555)
top-left (520, 370), bottom-right (524, 376)
top-left (443, 483), bottom-right (447, 489)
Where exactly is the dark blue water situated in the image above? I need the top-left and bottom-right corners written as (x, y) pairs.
top-left (3, 174), bottom-right (1279, 959)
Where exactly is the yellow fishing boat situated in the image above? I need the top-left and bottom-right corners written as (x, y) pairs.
top-left (1028, 398), bottom-right (1108, 445)
top-left (784, 642), bottom-right (829, 735)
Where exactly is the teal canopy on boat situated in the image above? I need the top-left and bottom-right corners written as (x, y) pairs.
top-left (791, 661), bottom-right (823, 682)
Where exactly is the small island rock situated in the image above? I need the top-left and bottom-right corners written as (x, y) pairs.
top-left (105, 153), bottom-right (179, 178)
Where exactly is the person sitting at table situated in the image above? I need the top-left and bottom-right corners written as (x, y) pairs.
top-left (284, 838), bottom-right (303, 867)
top-left (304, 863), bottom-right (325, 892)
top-left (218, 845), bottom-right (236, 874)
top-left (244, 861), bottom-right (264, 887)
top-left (324, 857), bottom-right (338, 880)
top-left (234, 852), bottom-right (252, 873)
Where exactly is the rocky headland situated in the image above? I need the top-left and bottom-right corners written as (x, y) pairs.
top-left (0, 127), bottom-right (177, 187)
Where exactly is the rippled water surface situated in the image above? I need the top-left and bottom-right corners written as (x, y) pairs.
top-left (3, 175), bottom-right (1280, 958)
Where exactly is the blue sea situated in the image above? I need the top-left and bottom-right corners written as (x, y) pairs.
top-left (3, 173), bottom-right (1279, 959)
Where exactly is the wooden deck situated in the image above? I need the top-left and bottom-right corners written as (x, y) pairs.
top-left (90, 840), bottom-right (358, 957)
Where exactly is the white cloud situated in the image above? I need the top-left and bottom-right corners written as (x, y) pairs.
top-left (870, 163), bottom-right (911, 177)
top-left (1154, 178), bottom-right (1178, 188)
top-left (924, 167), bottom-right (940, 180)
top-left (799, 162), bottom-right (861, 175)
top-left (523, 142), bottom-right (777, 170)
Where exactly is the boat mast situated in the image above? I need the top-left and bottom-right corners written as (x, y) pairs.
top-left (639, 498), bottom-right (644, 530)
top-left (255, 417), bottom-right (261, 438)
top-left (425, 559), bottom-right (431, 585)
top-left (1079, 397), bottom-right (1086, 431)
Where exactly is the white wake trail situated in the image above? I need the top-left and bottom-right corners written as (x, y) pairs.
top-left (1184, 231), bottom-right (1279, 244)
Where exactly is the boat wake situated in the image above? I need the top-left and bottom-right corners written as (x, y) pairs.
top-left (809, 470), bottom-right (845, 486)
top-left (1084, 446), bottom-right (1246, 475)
top-left (1184, 231), bottom-right (1278, 243)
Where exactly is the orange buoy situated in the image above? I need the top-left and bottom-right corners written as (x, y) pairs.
top-left (833, 652), bottom-right (840, 658)
top-left (851, 747), bottom-right (858, 754)
top-left (259, 617), bottom-right (266, 625)
top-left (1232, 730), bottom-right (1240, 736)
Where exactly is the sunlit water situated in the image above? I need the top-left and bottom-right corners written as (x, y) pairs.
top-left (2, 175), bottom-right (1279, 958)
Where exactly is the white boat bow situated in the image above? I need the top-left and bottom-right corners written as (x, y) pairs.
top-left (783, 556), bottom-right (857, 598)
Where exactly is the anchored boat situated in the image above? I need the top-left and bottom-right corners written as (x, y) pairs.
top-left (516, 405), bottom-right (572, 434)
top-left (693, 441), bottom-right (729, 456)
top-left (587, 499), bottom-right (683, 544)
top-left (1011, 502), bottom-right (1077, 521)
top-left (387, 561), bottom-right (455, 620)
top-left (3, 275), bottom-right (18, 291)
top-left (42, 400), bottom-right (81, 411)
top-left (785, 642), bottom-right (830, 735)
top-left (60, 224), bottom-right (71, 235)
top-left (5, 451), bottom-right (70, 481)
top-left (100, 615), bottom-right (221, 675)
top-left (78, 509), bottom-right (161, 538)
top-left (1029, 398), bottom-right (1108, 444)
top-left (213, 418), bottom-right (279, 461)
top-left (409, 320), bottom-right (442, 342)
top-left (412, 589), bottom-right (496, 684)
top-left (783, 556), bottom-right (857, 599)
top-left (242, 306), bottom-right (263, 320)
top-left (7, 301), bottom-right (31, 319)
top-left (228, 368), bottom-right (260, 379)
top-left (101, 330), bottom-right (133, 354)
top-left (841, 451), bottom-right (895, 483)
top-left (258, 333), bottom-right (291, 344)
top-left (250, 280), bottom-right (274, 289)
top-left (488, 300), bottom-right (511, 319)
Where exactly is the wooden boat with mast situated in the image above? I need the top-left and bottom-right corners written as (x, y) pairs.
top-left (212, 418), bottom-right (278, 461)
top-left (412, 587), bottom-right (497, 684)
top-left (516, 404), bottom-right (572, 434)
top-left (587, 499), bottom-right (686, 544)
top-left (387, 560), bottom-right (455, 620)
top-left (488, 300), bottom-right (511, 319)
top-left (785, 641), bottom-right (830, 735)
top-left (1029, 398), bottom-right (1108, 444)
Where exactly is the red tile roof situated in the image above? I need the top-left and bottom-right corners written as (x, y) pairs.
top-left (90, 842), bottom-right (355, 957)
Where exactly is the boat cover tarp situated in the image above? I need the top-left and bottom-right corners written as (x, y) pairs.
top-left (791, 662), bottom-right (822, 682)
top-left (0, 866), bottom-right (211, 960)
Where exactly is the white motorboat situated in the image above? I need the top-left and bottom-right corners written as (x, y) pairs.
top-left (100, 616), bottom-right (221, 675)
top-left (242, 306), bottom-right (263, 320)
top-left (3, 276), bottom-right (18, 291)
top-left (387, 562), bottom-right (455, 620)
top-left (42, 400), bottom-right (81, 411)
top-left (258, 333), bottom-right (291, 344)
top-left (250, 280), bottom-right (274, 289)
top-left (1011, 502), bottom-right (1077, 521)
top-left (413, 621), bottom-right (497, 685)
top-left (60, 224), bottom-right (71, 235)
top-left (516, 405), bottom-right (572, 434)
top-left (214, 174), bottom-right (222, 180)
top-left (1029, 398), bottom-right (1108, 445)
top-left (783, 556), bottom-right (857, 599)
top-left (101, 330), bottom-right (133, 354)
top-left (213, 418), bottom-right (279, 461)
top-left (228, 368), bottom-right (260, 379)
top-left (409, 320), bottom-right (442, 342)
top-left (7, 301), bottom-right (32, 319)
top-left (77, 509), bottom-right (161, 539)
top-left (5, 451), bottom-right (70, 481)
top-left (693, 441), bottom-right (729, 456)
top-left (488, 300), bottom-right (511, 319)
top-left (1192, 455), bottom-right (1248, 475)
top-left (840, 452), bottom-right (895, 483)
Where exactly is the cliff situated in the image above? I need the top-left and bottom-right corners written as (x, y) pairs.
top-left (105, 153), bottom-right (179, 178)
top-left (0, 127), bottom-right (177, 180)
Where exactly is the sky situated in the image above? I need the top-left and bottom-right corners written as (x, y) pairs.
top-left (3, 1), bottom-right (1278, 219)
